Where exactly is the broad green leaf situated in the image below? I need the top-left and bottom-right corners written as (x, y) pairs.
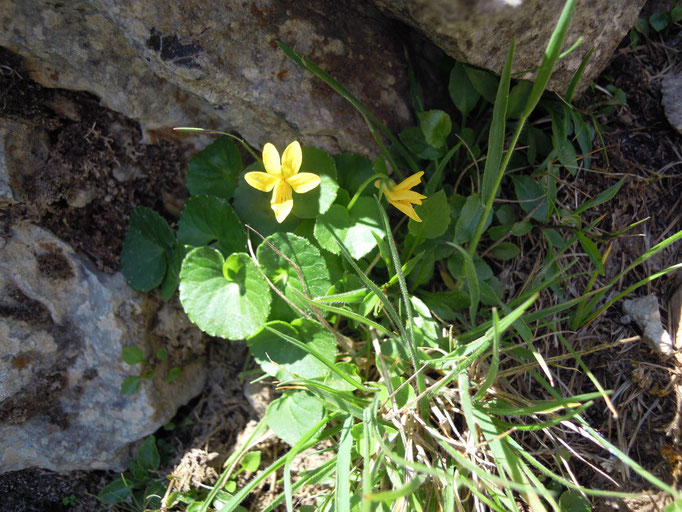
top-left (179, 248), bottom-right (271, 339)
top-left (247, 319), bottom-right (336, 380)
top-left (418, 110), bottom-right (452, 148)
top-left (506, 81), bottom-right (532, 119)
top-left (464, 66), bottom-right (499, 104)
top-left (495, 204), bottom-right (517, 225)
top-left (559, 490), bottom-right (591, 512)
top-left (291, 147), bottom-right (338, 218)
top-left (186, 136), bottom-right (242, 200)
top-left (177, 195), bottom-right (246, 256)
top-left (323, 362), bottom-right (362, 392)
top-left (314, 197), bottom-right (385, 259)
top-left (511, 221), bottom-right (533, 236)
top-left (649, 11), bottom-right (670, 31)
top-left (265, 391), bottom-right (324, 445)
top-left (378, 376), bottom-right (417, 410)
top-left (512, 175), bottom-right (548, 221)
top-left (334, 153), bottom-right (374, 197)
top-left (408, 190), bottom-right (451, 239)
top-left (454, 194), bottom-right (491, 244)
top-left (672, 6), bottom-right (682, 23)
top-left (233, 171), bottom-right (298, 238)
top-left (398, 126), bottom-right (442, 160)
top-left (120, 376), bottom-right (141, 395)
top-left (257, 232), bottom-right (331, 314)
top-left (160, 243), bottom-right (190, 301)
top-left (97, 477), bottom-right (131, 504)
top-left (166, 367), bottom-right (182, 383)
top-left (121, 206), bottom-right (175, 292)
top-left (449, 62), bottom-right (480, 117)
top-left (491, 242), bottom-right (521, 261)
top-left (137, 436), bottom-right (160, 471)
top-left (240, 451), bottom-right (261, 473)
top-left (420, 290), bottom-right (470, 320)
top-left (121, 346), bottom-right (144, 365)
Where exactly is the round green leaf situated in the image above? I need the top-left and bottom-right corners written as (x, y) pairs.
top-left (247, 319), bottom-right (336, 381)
top-left (179, 247), bottom-right (271, 339)
top-left (177, 195), bottom-right (246, 256)
top-left (137, 436), bottom-right (160, 471)
top-left (257, 232), bottom-right (330, 313)
top-left (491, 242), bottom-right (521, 261)
top-left (398, 126), bottom-right (442, 160)
top-left (408, 190), bottom-right (451, 240)
top-left (121, 346), bottom-right (144, 365)
top-left (449, 62), bottom-right (480, 118)
top-left (186, 136), bottom-right (242, 200)
top-left (334, 153), bottom-right (374, 197)
top-left (291, 147), bottom-right (338, 219)
top-left (314, 197), bottom-right (385, 259)
top-left (121, 206), bottom-right (175, 292)
top-left (418, 110), bottom-right (452, 148)
top-left (265, 390), bottom-right (324, 445)
top-left (559, 490), bottom-right (591, 512)
top-left (120, 376), bottom-right (141, 395)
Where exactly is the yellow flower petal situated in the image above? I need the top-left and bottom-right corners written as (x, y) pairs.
top-left (281, 140), bottom-right (302, 179)
top-left (244, 171), bottom-right (279, 192)
top-left (390, 200), bottom-right (422, 222)
top-left (287, 172), bottom-right (321, 194)
top-left (384, 188), bottom-right (427, 203)
top-left (393, 171), bottom-right (424, 191)
top-left (262, 143), bottom-right (281, 177)
top-left (271, 181), bottom-right (293, 223)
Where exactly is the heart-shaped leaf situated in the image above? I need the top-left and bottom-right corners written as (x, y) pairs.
top-left (177, 195), bottom-right (246, 256)
top-left (265, 391), bottom-right (325, 445)
top-left (179, 247), bottom-right (271, 340)
top-left (186, 136), bottom-right (242, 200)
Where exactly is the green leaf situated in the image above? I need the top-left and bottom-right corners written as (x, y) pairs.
top-left (464, 66), bottom-right (499, 104)
top-left (291, 147), bottom-right (338, 219)
top-left (398, 126), bottom-right (442, 160)
top-left (177, 195), bottom-right (246, 256)
top-left (449, 62), bottom-right (480, 117)
top-left (418, 110), bottom-right (452, 148)
top-left (160, 244), bottom-right (190, 301)
top-left (323, 362), bottom-right (362, 392)
top-left (408, 190), bottom-right (451, 239)
top-left (186, 136), bottom-right (242, 200)
top-left (334, 153), bottom-right (374, 197)
top-left (240, 451), bottom-right (261, 473)
top-left (98, 477), bottom-right (131, 504)
top-left (137, 436), bottom-right (160, 471)
top-left (179, 248), bottom-right (271, 339)
top-left (512, 175), bottom-right (548, 221)
top-left (454, 194), bottom-right (491, 244)
top-left (314, 197), bottom-right (385, 259)
top-left (672, 6), bottom-right (682, 23)
top-left (491, 242), bottom-right (521, 261)
top-left (121, 346), bottom-right (144, 365)
top-left (155, 348), bottom-right (168, 361)
top-left (166, 366), bottom-right (182, 383)
top-left (506, 80), bottom-right (532, 119)
top-left (120, 376), bottom-right (141, 395)
top-left (247, 319), bottom-right (336, 380)
top-left (121, 206), bottom-right (175, 292)
top-left (265, 391), bottom-right (324, 445)
top-left (649, 10), bottom-right (670, 31)
top-left (577, 232), bottom-right (604, 275)
top-left (559, 490), bottom-right (591, 512)
top-left (257, 233), bottom-right (331, 314)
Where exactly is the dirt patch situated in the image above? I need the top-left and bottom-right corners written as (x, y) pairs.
top-left (0, 47), bottom-right (191, 273)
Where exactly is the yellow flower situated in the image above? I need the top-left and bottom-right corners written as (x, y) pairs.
top-left (244, 141), bottom-right (321, 223)
top-left (375, 171), bottom-right (427, 222)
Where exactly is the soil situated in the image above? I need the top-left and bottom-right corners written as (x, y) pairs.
top-left (1, 3), bottom-right (681, 511)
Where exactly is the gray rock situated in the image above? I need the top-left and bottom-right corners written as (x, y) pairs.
top-left (623, 294), bottom-right (674, 356)
top-left (370, 0), bottom-right (646, 95)
top-left (0, 223), bottom-right (206, 473)
top-left (662, 73), bottom-right (682, 136)
top-left (1, 0), bottom-right (412, 155)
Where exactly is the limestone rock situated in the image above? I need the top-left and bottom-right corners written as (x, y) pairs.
top-left (662, 73), bottom-right (682, 136)
top-left (0, 223), bottom-right (206, 473)
top-left (623, 294), bottom-right (674, 356)
top-left (0, 0), bottom-right (413, 155)
top-left (370, 0), bottom-right (646, 95)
